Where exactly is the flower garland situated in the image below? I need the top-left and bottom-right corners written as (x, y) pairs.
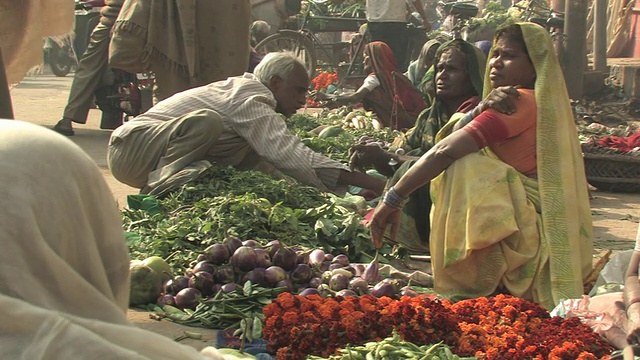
top-left (262, 293), bottom-right (614, 360)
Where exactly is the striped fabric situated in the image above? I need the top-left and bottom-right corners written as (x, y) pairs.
top-left (128, 73), bottom-right (348, 192)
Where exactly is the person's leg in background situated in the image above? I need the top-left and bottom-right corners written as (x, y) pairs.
top-left (54, 23), bottom-right (111, 136)
top-left (0, 47), bottom-right (14, 119)
top-left (108, 109), bottom-right (223, 194)
top-left (367, 22), bottom-right (409, 72)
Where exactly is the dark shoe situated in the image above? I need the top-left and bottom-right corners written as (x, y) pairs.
top-left (53, 120), bottom-right (74, 136)
top-left (100, 111), bottom-right (123, 130)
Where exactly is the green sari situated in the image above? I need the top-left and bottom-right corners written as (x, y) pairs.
top-left (386, 39), bottom-right (487, 254)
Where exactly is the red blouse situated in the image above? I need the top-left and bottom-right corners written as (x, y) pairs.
top-left (462, 89), bottom-right (537, 176)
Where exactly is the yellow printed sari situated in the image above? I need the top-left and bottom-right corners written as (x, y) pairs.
top-left (429, 23), bottom-right (593, 310)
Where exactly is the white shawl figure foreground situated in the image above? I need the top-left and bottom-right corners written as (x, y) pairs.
top-left (0, 120), bottom-right (224, 360)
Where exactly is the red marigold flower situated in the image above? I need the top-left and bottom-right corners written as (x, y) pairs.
top-left (276, 292), bottom-right (296, 309)
top-left (282, 311), bottom-right (299, 327)
top-left (263, 302), bottom-right (282, 318)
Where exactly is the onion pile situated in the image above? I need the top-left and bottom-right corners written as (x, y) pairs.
top-left (159, 236), bottom-right (311, 309)
top-left (157, 238), bottom-right (417, 310)
top-left (302, 251), bottom-right (417, 299)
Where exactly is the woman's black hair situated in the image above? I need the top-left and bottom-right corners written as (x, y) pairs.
top-left (494, 24), bottom-right (530, 59)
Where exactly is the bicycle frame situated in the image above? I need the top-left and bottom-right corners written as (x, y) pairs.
top-left (513, 0), bottom-right (565, 61)
top-left (435, 1), bottom-right (479, 40)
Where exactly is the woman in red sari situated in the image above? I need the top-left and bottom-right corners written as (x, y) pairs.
top-left (314, 41), bottom-right (427, 129)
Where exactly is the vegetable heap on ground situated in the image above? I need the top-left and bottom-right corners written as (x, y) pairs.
top-left (123, 112), bottom-right (396, 269)
top-left (122, 110), bottom-right (618, 358)
top-left (123, 165), bottom-right (386, 271)
top-left (263, 293), bottom-right (614, 360)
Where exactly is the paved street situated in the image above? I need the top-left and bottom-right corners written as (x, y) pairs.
top-left (8, 69), bottom-right (223, 348)
top-left (9, 70), bottom-right (137, 207)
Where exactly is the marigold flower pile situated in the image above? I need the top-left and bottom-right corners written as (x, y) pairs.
top-left (311, 70), bottom-right (338, 91)
top-left (308, 70), bottom-right (338, 107)
top-left (262, 293), bottom-right (614, 360)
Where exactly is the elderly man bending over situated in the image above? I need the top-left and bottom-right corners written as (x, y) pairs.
top-left (107, 52), bottom-right (385, 196)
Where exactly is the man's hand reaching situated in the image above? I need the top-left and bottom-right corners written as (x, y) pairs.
top-left (348, 143), bottom-right (395, 176)
top-left (480, 85), bottom-right (521, 115)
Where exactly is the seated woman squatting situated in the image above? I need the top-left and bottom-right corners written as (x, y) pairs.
top-left (349, 38), bottom-right (488, 254)
top-left (313, 41), bottom-right (427, 130)
top-left (369, 23), bottom-right (594, 310)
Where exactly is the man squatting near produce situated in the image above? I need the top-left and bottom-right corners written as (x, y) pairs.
top-left (107, 52), bottom-right (386, 196)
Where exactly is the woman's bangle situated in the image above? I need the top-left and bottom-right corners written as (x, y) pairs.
top-left (383, 186), bottom-right (407, 209)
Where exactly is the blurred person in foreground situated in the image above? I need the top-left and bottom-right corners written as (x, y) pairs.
top-left (0, 120), bottom-right (230, 359)
top-left (107, 52), bottom-right (385, 197)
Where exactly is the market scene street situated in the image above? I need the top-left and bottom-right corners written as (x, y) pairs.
top-left (4, 0), bottom-right (640, 359)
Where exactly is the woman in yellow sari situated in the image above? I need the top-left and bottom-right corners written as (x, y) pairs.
top-left (369, 23), bottom-right (593, 310)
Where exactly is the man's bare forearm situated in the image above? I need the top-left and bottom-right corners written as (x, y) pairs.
top-left (338, 170), bottom-right (385, 194)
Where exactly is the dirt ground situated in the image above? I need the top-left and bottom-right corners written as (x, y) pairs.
top-left (8, 70), bottom-right (640, 351)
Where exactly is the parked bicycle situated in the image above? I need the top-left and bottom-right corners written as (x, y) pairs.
top-left (435, 0), bottom-right (479, 40)
top-left (255, 3), bottom-right (429, 85)
top-left (255, 9), bottom-right (366, 79)
top-left (512, 0), bottom-right (565, 59)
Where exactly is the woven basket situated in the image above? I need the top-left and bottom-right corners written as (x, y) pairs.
top-left (581, 142), bottom-right (640, 193)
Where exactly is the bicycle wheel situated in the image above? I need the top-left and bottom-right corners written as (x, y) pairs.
top-left (255, 30), bottom-right (317, 78)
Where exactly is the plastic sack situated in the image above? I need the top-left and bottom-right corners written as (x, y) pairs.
top-left (589, 250), bottom-right (634, 297)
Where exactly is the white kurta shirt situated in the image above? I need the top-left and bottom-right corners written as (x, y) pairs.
top-left (121, 73), bottom-right (348, 192)
top-left (366, 0), bottom-right (407, 22)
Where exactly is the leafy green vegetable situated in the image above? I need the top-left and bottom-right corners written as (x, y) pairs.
top-left (123, 110), bottom-right (396, 270)
top-left (308, 330), bottom-right (475, 359)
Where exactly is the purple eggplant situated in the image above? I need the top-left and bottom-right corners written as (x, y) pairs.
top-left (371, 281), bottom-right (395, 298)
top-left (332, 254), bottom-right (350, 266)
top-left (362, 251), bottom-right (380, 284)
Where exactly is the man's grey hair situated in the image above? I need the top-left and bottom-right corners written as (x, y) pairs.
top-left (253, 52), bottom-right (306, 85)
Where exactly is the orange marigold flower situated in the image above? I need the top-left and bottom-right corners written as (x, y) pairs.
top-left (301, 311), bottom-right (319, 323)
top-left (277, 292), bottom-right (296, 309)
top-left (263, 302), bottom-right (282, 318)
top-left (282, 311), bottom-right (299, 327)
top-left (576, 352), bottom-right (598, 360)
